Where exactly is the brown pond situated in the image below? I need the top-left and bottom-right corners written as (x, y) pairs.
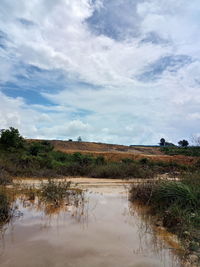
top-left (0, 178), bottom-right (183, 267)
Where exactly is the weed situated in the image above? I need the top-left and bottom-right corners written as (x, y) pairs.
top-left (41, 179), bottom-right (71, 203)
top-left (130, 173), bottom-right (200, 256)
top-left (0, 191), bottom-right (11, 222)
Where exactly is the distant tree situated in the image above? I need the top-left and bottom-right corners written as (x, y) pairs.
top-left (77, 136), bottom-right (82, 142)
top-left (68, 139), bottom-right (73, 142)
top-left (0, 127), bottom-right (24, 149)
top-left (178, 139), bottom-right (189, 147)
top-left (159, 138), bottom-right (166, 146)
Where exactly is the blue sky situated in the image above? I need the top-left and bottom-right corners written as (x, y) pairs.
top-left (0, 0), bottom-right (200, 144)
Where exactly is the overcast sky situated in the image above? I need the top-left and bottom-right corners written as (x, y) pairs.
top-left (0, 0), bottom-right (200, 145)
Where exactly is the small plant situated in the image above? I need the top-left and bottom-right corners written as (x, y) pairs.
top-left (41, 179), bottom-right (71, 203)
top-left (139, 158), bottom-right (149, 165)
top-left (122, 158), bottom-right (134, 164)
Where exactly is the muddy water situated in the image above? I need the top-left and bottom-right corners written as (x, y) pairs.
top-left (0, 179), bottom-right (182, 267)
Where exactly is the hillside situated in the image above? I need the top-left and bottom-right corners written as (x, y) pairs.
top-left (29, 139), bottom-right (197, 165)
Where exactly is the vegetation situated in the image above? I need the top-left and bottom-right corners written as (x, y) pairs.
top-left (0, 169), bottom-right (12, 185)
top-left (178, 139), bottom-right (189, 147)
top-left (130, 173), bottom-right (200, 259)
top-left (161, 146), bottom-right (200, 157)
top-left (0, 127), bottom-right (191, 179)
top-left (41, 180), bottom-right (72, 203)
top-left (0, 191), bottom-right (11, 222)
top-left (159, 138), bottom-right (175, 147)
top-left (159, 138), bottom-right (166, 146)
top-left (0, 127), bottom-right (197, 179)
top-left (0, 127), bottom-right (24, 150)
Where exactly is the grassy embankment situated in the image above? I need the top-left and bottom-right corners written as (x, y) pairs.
top-left (130, 172), bottom-right (200, 263)
top-left (0, 139), bottom-right (192, 179)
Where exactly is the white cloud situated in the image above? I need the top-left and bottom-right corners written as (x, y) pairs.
top-left (0, 0), bottom-right (200, 144)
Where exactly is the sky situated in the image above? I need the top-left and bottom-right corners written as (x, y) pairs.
top-left (0, 0), bottom-right (200, 145)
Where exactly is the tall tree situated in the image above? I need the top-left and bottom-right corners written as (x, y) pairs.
top-left (159, 138), bottom-right (166, 146)
top-left (178, 139), bottom-right (189, 147)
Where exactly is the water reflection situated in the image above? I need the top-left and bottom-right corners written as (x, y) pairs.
top-left (127, 201), bottom-right (184, 266)
top-left (0, 180), bottom-right (184, 267)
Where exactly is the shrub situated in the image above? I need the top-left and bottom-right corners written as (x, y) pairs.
top-left (41, 179), bottom-right (71, 203)
top-left (29, 141), bottom-right (53, 156)
top-left (122, 158), bottom-right (134, 164)
top-left (0, 169), bottom-right (12, 185)
top-left (139, 158), bottom-right (149, 165)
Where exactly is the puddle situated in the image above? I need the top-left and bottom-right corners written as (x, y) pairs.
top-left (0, 179), bottom-right (183, 267)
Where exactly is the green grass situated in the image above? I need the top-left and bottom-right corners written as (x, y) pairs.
top-left (0, 144), bottom-right (191, 179)
top-left (130, 172), bottom-right (200, 257)
top-left (161, 146), bottom-right (200, 157)
top-left (0, 128), bottom-right (194, 179)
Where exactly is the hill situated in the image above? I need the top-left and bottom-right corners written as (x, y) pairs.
top-left (28, 140), bottom-right (197, 166)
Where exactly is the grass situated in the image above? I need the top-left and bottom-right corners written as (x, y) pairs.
top-left (0, 141), bottom-right (191, 179)
top-left (0, 128), bottom-right (197, 179)
top-left (0, 190), bottom-right (11, 222)
top-left (130, 172), bottom-right (200, 260)
top-left (41, 179), bottom-right (72, 203)
top-left (0, 179), bottom-right (84, 223)
top-left (0, 169), bottom-right (12, 185)
top-left (161, 146), bottom-right (200, 157)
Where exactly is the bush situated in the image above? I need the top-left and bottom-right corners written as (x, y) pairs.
top-left (122, 158), bottom-right (134, 164)
top-left (41, 179), bottom-right (71, 203)
top-left (0, 169), bottom-right (12, 185)
top-left (90, 162), bottom-right (153, 179)
top-left (29, 141), bottom-right (53, 156)
top-left (130, 176), bottom-right (200, 254)
top-left (139, 158), bottom-right (149, 165)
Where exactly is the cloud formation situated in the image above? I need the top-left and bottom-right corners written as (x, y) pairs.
top-left (0, 0), bottom-right (200, 144)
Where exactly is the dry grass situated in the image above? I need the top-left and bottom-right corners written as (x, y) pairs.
top-left (27, 140), bottom-right (197, 166)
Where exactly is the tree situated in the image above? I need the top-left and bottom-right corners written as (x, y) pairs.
top-left (178, 139), bottom-right (189, 147)
top-left (159, 138), bottom-right (166, 146)
top-left (0, 127), bottom-right (24, 149)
